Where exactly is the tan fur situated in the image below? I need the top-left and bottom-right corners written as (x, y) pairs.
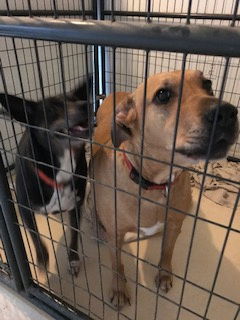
top-left (92, 93), bottom-right (127, 156)
top-left (90, 70), bottom-right (236, 309)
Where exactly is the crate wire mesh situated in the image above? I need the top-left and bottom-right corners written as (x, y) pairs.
top-left (0, 234), bottom-right (9, 276)
top-left (0, 1), bottom-right (239, 320)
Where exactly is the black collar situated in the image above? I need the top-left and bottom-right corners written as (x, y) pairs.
top-left (122, 151), bottom-right (178, 191)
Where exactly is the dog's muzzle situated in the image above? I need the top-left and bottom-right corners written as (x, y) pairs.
top-left (205, 103), bottom-right (237, 130)
top-left (203, 103), bottom-right (238, 158)
top-left (176, 102), bottom-right (239, 160)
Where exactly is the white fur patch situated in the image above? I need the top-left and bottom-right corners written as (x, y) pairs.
top-left (140, 221), bottom-right (164, 237)
top-left (38, 149), bottom-right (79, 214)
top-left (56, 149), bottom-right (76, 183)
top-left (38, 185), bottom-right (78, 214)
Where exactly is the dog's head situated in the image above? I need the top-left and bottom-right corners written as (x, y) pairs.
top-left (0, 76), bottom-right (93, 151)
top-left (112, 70), bottom-right (239, 166)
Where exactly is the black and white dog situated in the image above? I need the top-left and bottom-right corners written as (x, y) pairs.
top-left (0, 77), bottom-right (93, 276)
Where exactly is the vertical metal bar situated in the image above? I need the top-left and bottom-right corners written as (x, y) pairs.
top-left (111, 0), bottom-right (115, 22)
top-left (186, 0), bottom-right (193, 24)
top-left (134, 50), bottom-right (149, 320)
top-left (100, 53), bottom-right (106, 97)
top-left (0, 151), bottom-right (32, 291)
top-left (147, 0), bottom-right (152, 23)
top-left (111, 47), bottom-right (132, 319)
top-left (175, 58), bottom-right (230, 320)
top-left (15, 39), bottom-right (51, 288)
top-left (4, 0), bottom-right (10, 15)
top-left (87, 6), bottom-right (106, 316)
top-left (153, 54), bottom-right (187, 320)
top-left (228, 59), bottom-right (240, 103)
top-left (81, 45), bottom-right (94, 317)
top-left (81, 0), bottom-right (86, 20)
top-left (0, 205), bottom-right (23, 291)
top-left (26, 0), bottom-right (32, 17)
top-left (112, 47), bottom-right (120, 318)
top-left (93, 45), bottom-right (100, 110)
top-left (94, 0), bottom-right (106, 109)
top-left (86, 114), bottom-right (106, 319)
top-left (231, 0), bottom-right (239, 27)
top-left (92, 0), bottom-right (97, 19)
top-left (57, 42), bottom-right (80, 307)
top-left (22, 37), bottom-right (58, 284)
top-left (99, 0), bottom-right (104, 21)
top-left (52, 0), bottom-right (58, 19)
top-left (92, 0), bottom-right (99, 110)
top-left (22, 37), bottom-right (65, 293)
top-left (0, 80), bottom-right (18, 185)
top-left (19, 38), bottom-right (62, 293)
top-left (0, 51), bottom-right (41, 285)
top-left (202, 191), bottom-right (239, 318)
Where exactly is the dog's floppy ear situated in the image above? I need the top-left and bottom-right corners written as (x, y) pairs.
top-left (69, 74), bottom-right (93, 101)
top-left (111, 96), bottom-right (137, 147)
top-left (0, 93), bottom-right (37, 123)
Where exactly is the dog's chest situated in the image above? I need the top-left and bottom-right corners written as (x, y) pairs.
top-left (38, 150), bottom-right (79, 214)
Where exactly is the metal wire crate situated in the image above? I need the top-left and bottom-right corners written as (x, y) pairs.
top-left (0, 1), bottom-right (239, 320)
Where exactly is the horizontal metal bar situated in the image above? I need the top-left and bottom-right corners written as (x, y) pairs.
top-left (22, 293), bottom-right (67, 320)
top-left (0, 10), bottom-right (94, 17)
top-left (28, 286), bottom-right (91, 320)
top-left (104, 10), bottom-right (240, 21)
top-left (0, 17), bottom-right (240, 56)
top-left (0, 10), bottom-right (239, 21)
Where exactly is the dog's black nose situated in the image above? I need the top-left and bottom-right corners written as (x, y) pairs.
top-left (206, 103), bottom-right (238, 127)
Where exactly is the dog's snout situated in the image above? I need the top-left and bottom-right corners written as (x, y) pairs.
top-left (205, 103), bottom-right (238, 127)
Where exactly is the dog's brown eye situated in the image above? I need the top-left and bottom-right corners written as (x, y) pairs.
top-left (154, 88), bottom-right (171, 104)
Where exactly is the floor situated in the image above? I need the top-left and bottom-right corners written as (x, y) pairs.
top-left (12, 186), bottom-right (239, 320)
top-left (0, 282), bottom-right (53, 320)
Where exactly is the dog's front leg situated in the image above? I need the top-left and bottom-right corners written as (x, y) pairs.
top-left (155, 216), bottom-right (184, 293)
top-left (21, 207), bottom-right (49, 269)
top-left (108, 234), bottom-right (130, 309)
top-left (68, 207), bottom-right (81, 276)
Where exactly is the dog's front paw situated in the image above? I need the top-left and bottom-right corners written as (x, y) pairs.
top-left (109, 278), bottom-right (131, 309)
top-left (69, 259), bottom-right (81, 277)
top-left (110, 287), bottom-right (131, 309)
top-left (155, 270), bottom-right (172, 293)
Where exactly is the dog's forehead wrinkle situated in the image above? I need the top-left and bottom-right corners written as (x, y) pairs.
top-left (148, 78), bottom-right (173, 93)
top-left (163, 79), bottom-right (174, 87)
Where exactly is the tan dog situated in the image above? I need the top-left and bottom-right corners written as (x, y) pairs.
top-left (91, 70), bottom-right (239, 308)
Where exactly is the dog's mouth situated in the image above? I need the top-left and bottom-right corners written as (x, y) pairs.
top-left (175, 136), bottom-right (235, 160)
top-left (58, 122), bottom-right (90, 139)
top-left (68, 124), bottom-right (89, 136)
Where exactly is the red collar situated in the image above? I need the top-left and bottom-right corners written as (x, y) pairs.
top-left (37, 169), bottom-right (64, 189)
top-left (122, 151), bottom-right (177, 191)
